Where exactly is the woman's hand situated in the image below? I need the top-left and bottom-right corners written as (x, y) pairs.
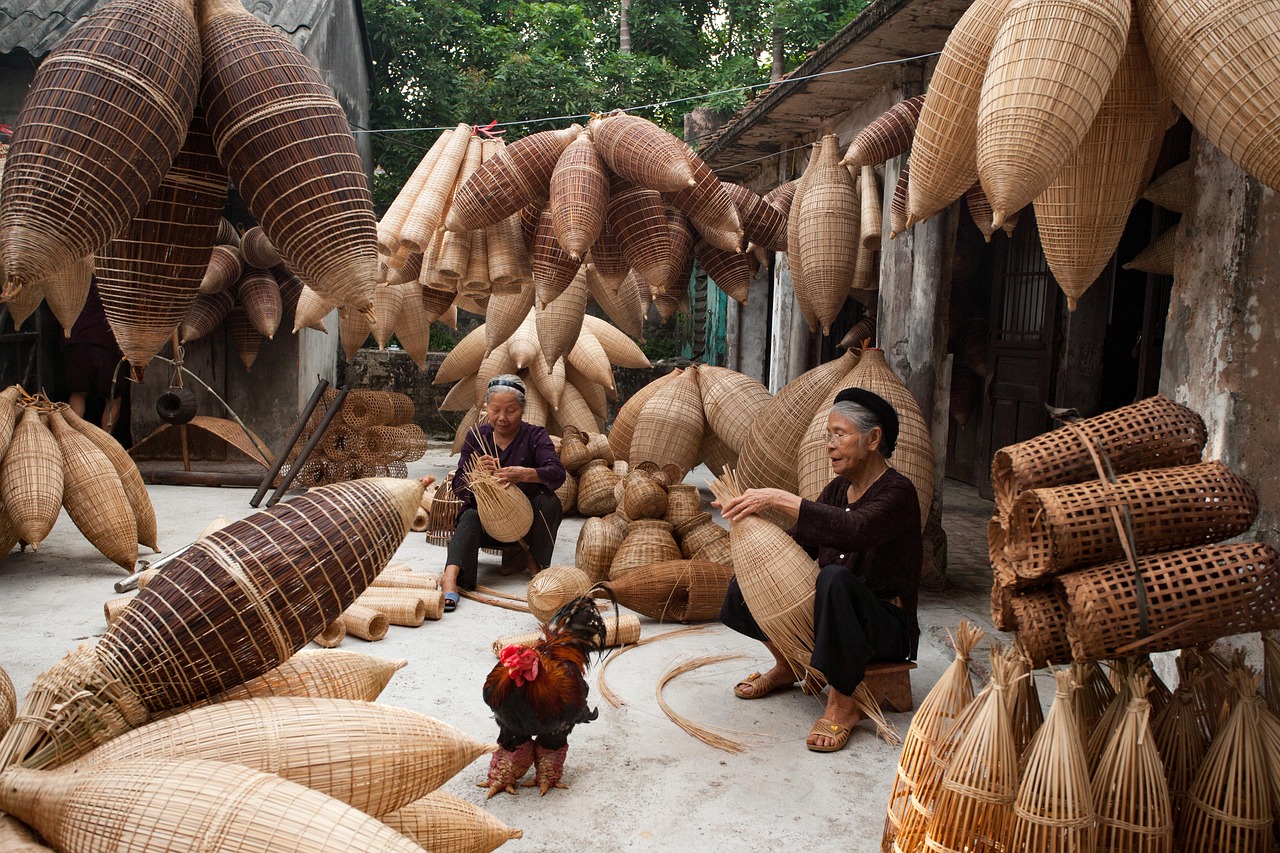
top-left (477, 455), bottom-right (500, 476)
top-left (495, 465), bottom-right (534, 487)
top-left (715, 487), bottom-right (801, 522)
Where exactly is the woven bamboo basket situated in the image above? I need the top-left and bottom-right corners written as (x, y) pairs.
top-left (722, 181), bottom-right (787, 253)
top-left (0, 663), bottom-right (14, 738)
top-left (550, 134), bottom-right (608, 260)
top-left (239, 269), bottom-right (283, 339)
top-left (666, 147), bottom-right (743, 253)
top-left (606, 177), bottom-right (672, 291)
top-left (0, 813), bottom-right (51, 853)
top-left (531, 207), bottom-right (583, 307)
top-left (881, 621), bottom-right (983, 853)
top-left (764, 179), bottom-right (798, 215)
top-left (694, 240), bottom-right (752, 305)
top-left (1, 407), bottom-right (64, 547)
top-left (845, 348), bottom-right (934, 530)
top-left (585, 432), bottom-right (614, 465)
top-left (608, 369), bottom-right (681, 461)
top-left (922, 653), bottom-right (1018, 852)
top-left (1003, 462), bottom-right (1258, 583)
top-left (1010, 668), bottom-right (1096, 851)
top-left (180, 287), bottom-right (235, 343)
top-left (1005, 647), bottom-right (1044, 758)
top-left (1139, 0), bottom-right (1280, 194)
top-left (467, 471), bottom-right (535, 544)
top-left (210, 650), bottom-right (406, 706)
top-left (0, 0), bottom-right (199, 296)
top-left (575, 516), bottom-right (624, 583)
top-left (447, 125), bottom-right (581, 233)
top-left (313, 620), bottom-right (345, 648)
top-left (199, 244), bottom-right (243, 295)
top-left (372, 567), bottom-right (439, 592)
top-left (1143, 159), bottom-right (1190, 213)
top-left (888, 157), bottom-right (910, 240)
top-left (1123, 226), bottom-right (1176, 276)
top-left (240, 226), bottom-right (282, 269)
top-left (840, 95), bottom-right (926, 171)
top-left (370, 283), bottom-right (404, 348)
top-left (61, 405), bottom-right (158, 552)
top-left (2, 279), bottom-right (44, 329)
top-left (292, 284), bottom-right (337, 333)
top-left (458, 228), bottom-right (491, 297)
top-left (228, 307), bottom-right (266, 370)
top-left (576, 459), bottom-right (621, 518)
top-left (0, 758), bottom-right (430, 853)
top-left (400, 125), bottom-right (471, 251)
top-left (735, 350), bottom-right (857, 498)
top-left (0, 505), bottom-right (18, 562)
top-left (697, 366), bottom-right (773, 455)
top-left (621, 473), bottom-right (669, 521)
top-left (794, 134), bottom-right (858, 335)
top-left (664, 483), bottom-right (702, 527)
top-left (486, 206), bottom-right (531, 290)
top-left (589, 219), bottom-right (629, 281)
top-left (679, 518), bottom-right (731, 563)
top-left (907, 0), bottom-right (1008, 227)
top-left (72, 696), bottom-right (493, 817)
top-left (991, 394), bottom-right (1206, 516)
top-left (977, 0), bottom-right (1131, 229)
top-left (40, 257), bottom-right (91, 338)
top-left (595, 559), bottom-right (733, 623)
top-left (0, 385), bottom-right (19, 460)
top-left (990, 572), bottom-right (1017, 631)
top-left (493, 612), bottom-right (641, 655)
top-left (102, 596), bottom-right (131, 627)
top-left (558, 428), bottom-right (591, 474)
top-left (588, 113), bottom-right (695, 193)
top-left (584, 264), bottom-right (645, 339)
top-left (1059, 542), bottom-right (1280, 661)
top-left (524, 355), bottom-right (566, 411)
top-left (609, 520), bottom-right (682, 581)
top-left (654, 207), bottom-right (696, 293)
top-left (47, 409), bottom-right (137, 570)
top-left (1152, 665), bottom-right (1210, 829)
top-left (1091, 677), bottom-right (1173, 852)
top-left (538, 269), bottom-right (589, 366)
top-left (1011, 588), bottom-right (1073, 668)
top-left (1036, 20), bottom-right (1167, 309)
top-left (628, 367), bottom-right (704, 473)
top-left (1085, 666), bottom-right (1137, 772)
top-left (527, 566), bottom-right (592, 622)
top-left (567, 366), bottom-right (609, 420)
top-left (581, 314), bottom-right (649, 369)
top-left (382, 790), bottom-right (523, 853)
top-left (706, 470), bottom-right (823, 681)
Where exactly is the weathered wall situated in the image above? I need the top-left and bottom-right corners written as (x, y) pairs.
top-left (1161, 135), bottom-right (1280, 548)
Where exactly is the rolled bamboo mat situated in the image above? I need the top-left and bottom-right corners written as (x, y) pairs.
top-left (1011, 588), bottom-right (1073, 669)
top-left (313, 621), bottom-right (345, 648)
top-left (492, 613), bottom-right (641, 656)
top-left (373, 566), bottom-right (440, 590)
top-left (340, 604), bottom-right (390, 641)
top-left (355, 591), bottom-right (428, 627)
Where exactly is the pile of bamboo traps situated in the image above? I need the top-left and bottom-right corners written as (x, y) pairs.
top-left (0, 388), bottom-right (158, 571)
top-left (0, 0), bottom-right (380, 380)
top-left (988, 396), bottom-right (1280, 666)
top-left (282, 389), bottom-right (426, 488)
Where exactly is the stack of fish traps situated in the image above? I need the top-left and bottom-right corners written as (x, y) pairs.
top-left (987, 395), bottom-right (1280, 668)
top-left (0, 0), bottom-right (381, 382)
top-left (884, 623), bottom-right (1280, 853)
top-left (282, 389), bottom-right (426, 488)
top-left (0, 389), bottom-right (158, 571)
top-left (0, 479), bottom-right (528, 853)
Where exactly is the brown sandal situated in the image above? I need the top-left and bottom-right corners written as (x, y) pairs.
top-left (806, 718), bottom-right (852, 753)
top-left (733, 671), bottom-right (797, 700)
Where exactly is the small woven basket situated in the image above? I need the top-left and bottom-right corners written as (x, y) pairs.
top-left (621, 473), bottom-right (669, 521)
top-left (526, 566), bottom-right (593, 622)
top-left (576, 459), bottom-right (621, 517)
top-left (609, 519), bottom-right (682, 581)
top-left (425, 476), bottom-right (462, 546)
top-left (556, 472), bottom-right (579, 515)
top-left (558, 428), bottom-right (592, 474)
top-left (575, 517), bottom-right (624, 584)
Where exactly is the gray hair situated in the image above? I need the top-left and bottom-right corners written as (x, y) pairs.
top-left (829, 400), bottom-right (888, 457)
top-left (485, 374), bottom-right (526, 407)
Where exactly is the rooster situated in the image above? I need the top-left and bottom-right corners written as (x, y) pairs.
top-left (481, 595), bottom-right (608, 797)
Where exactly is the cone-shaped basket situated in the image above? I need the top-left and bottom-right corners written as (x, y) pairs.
top-left (841, 95), bottom-right (926, 171)
top-left (47, 409), bottom-right (138, 570)
top-left (1090, 675), bottom-right (1173, 852)
top-left (698, 366), bottom-right (773, 455)
top-left (0, 407), bottom-right (64, 547)
top-left (62, 405), bottom-right (158, 552)
top-left (550, 134), bottom-right (608, 260)
top-left (629, 367), bottom-right (704, 473)
top-left (382, 790), bottom-right (523, 853)
top-left (608, 369), bottom-right (682, 462)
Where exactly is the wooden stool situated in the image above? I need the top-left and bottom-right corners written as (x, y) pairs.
top-left (862, 661), bottom-right (917, 712)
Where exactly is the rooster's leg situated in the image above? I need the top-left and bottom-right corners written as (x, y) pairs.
top-left (479, 739), bottom-right (534, 799)
top-left (527, 737), bottom-right (570, 795)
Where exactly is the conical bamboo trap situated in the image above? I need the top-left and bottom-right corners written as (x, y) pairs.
top-left (1091, 675), bottom-right (1173, 852)
top-left (526, 566), bottom-right (592, 622)
top-left (208, 650), bottom-right (407, 705)
top-left (593, 559), bottom-right (733, 623)
top-left (794, 134), bottom-right (859, 335)
top-left (46, 409), bottom-right (137, 571)
top-left (381, 790), bottom-right (523, 853)
top-left (841, 95), bottom-right (926, 171)
top-left (628, 367), bottom-right (704, 473)
top-left (461, 438), bottom-right (535, 544)
top-left (0, 405), bottom-right (64, 548)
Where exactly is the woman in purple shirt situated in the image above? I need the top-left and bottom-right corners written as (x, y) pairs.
top-left (441, 375), bottom-right (567, 612)
top-left (717, 387), bottom-right (921, 752)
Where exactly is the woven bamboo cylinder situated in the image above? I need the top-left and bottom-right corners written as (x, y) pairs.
top-left (61, 406), bottom-right (158, 552)
top-left (0, 0), bottom-right (199, 296)
top-left (382, 790), bottom-right (523, 853)
top-left (907, 0), bottom-right (1009, 226)
top-left (977, 0), bottom-right (1132, 229)
top-left (887, 156), bottom-right (910, 241)
top-left (1035, 21), bottom-right (1168, 309)
top-left (0, 758), bottom-right (430, 853)
top-left (606, 189), bottom-right (669, 296)
top-left (1143, 159), bottom-right (1190, 212)
top-left (567, 366), bottom-right (608, 421)
top-left (595, 559), bottom-right (733, 623)
top-left (340, 603), bottom-right (390, 641)
top-left (840, 95), bottom-right (926, 171)
top-left (538, 268), bottom-right (589, 366)
top-left (588, 220), bottom-right (629, 283)
top-left (550, 134), bottom-right (609, 260)
top-left (1011, 588), bottom-right (1073, 668)
top-left (200, 0), bottom-right (378, 316)
top-left (588, 113), bottom-right (696, 193)
top-left (356, 589), bottom-right (432, 626)
top-left (881, 621), bottom-right (982, 852)
top-left (575, 515), bottom-right (624, 582)
top-left (609, 520), bottom-right (682, 581)
top-left (697, 366), bottom-right (772, 455)
top-left (794, 134), bottom-right (858, 335)
top-left (48, 409), bottom-right (137, 570)
top-left (407, 127), bottom-right (476, 254)
top-left (526, 566), bottom-right (592, 622)
top-left (458, 228), bottom-right (491, 297)
top-left (180, 288), bottom-right (235, 343)
top-left (372, 568), bottom-right (439, 591)
top-left (492, 612), bottom-right (641, 656)
top-left (735, 349), bottom-right (857, 497)
top-left (1139, 0), bottom-right (1280, 194)
top-left (239, 269), bottom-right (283, 339)
top-left (1091, 680), bottom-right (1173, 852)
top-left (505, 309), bottom-right (540, 370)
top-left (629, 366), bottom-right (704, 473)
top-left (446, 125), bottom-right (582, 233)
top-left (380, 128), bottom-right (451, 246)
top-left (857, 166), bottom-right (883, 251)
top-left (991, 394), bottom-right (1206, 516)
top-left (1059, 542), bottom-right (1280, 661)
top-left (1123, 226), bottom-right (1176, 275)
top-left (487, 210), bottom-right (531, 290)
top-left (0, 407), bottom-right (64, 547)
top-left (677, 516), bottom-right (730, 560)
top-left (200, 244), bottom-right (243, 295)
top-left (240, 226), bottom-right (282, 269)
top-left (608, 369), bottom-right (681, 461)
top-left (485, 288), bottom-right (537, 358)
top-left (313, 621), bottom-right (345, 648)
top-left (1003, 462), bottom-right (1258, 583)
top-left (73, 696), bottom-right (494, 817)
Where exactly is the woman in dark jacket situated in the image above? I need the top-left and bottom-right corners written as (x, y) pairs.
top-left (717, 387), bottom-right (921, 752)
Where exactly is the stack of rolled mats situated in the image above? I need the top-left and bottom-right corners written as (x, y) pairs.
top-left (284, 389), bottom-right (427, 487)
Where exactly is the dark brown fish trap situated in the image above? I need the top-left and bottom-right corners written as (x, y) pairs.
top-left (227, 307), bottom-right (265, 371)
top-left (181, 288), bottom-right (236, 344)
top-left (199, 244), bottom-right (243, 296)
top-left (1003, 462), bottom-right (1259, 584)
top-left (664, 146), bottom-right (743, 253)
top-left (239, 226), bottom-right (282, 269)
top-left (589, 219), bottom-right (629, 280)
top-left (722, 181), bottom-right (787, 252)
top-left (0, 0), bottom-right (199, 296)
top-left (1059, 542), bottom-right (1280, 661)
top-left (840, 95), bottom-right (926, 170)
top-left (200, 0), bottom-right (378, 316)
top-left (595, 559), bottom-right (733, 623)
top-left (531, 207), bottom-right (583, 307)
top-left (237, 270), bottom-right (283, 339)
top-left (991, 395), bottom-right (1207, 516)
top-left (446, 125), bottom-right (581, 233)
top-left (549, 133), bottom-right (609, 260)
top-left (588, 113), bottom-right (696, 193)
top-left (694, 239), bottom-right (752, 305)
top-left (763, 179), bottom-right (798, 216)
top-left (607, 175), bottom-right (673, 291)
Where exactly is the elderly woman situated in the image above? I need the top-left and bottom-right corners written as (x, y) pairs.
top-left (717, 387), bottom-right (921, 752)
top-left (441, 375), bottom-right (567, 612)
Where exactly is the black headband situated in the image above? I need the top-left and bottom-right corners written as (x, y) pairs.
top-left (832, 387), bottom-right (899, 458)
top-left (487, 377), bottom-right (526, 395)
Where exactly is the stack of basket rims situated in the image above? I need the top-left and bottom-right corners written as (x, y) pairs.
top-left (284, 389), bottom-right (426, 487)
top-left (988, 395), bottom-right (1280, 666)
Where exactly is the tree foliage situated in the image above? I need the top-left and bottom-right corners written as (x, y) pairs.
top-left (363, 0), bottom-right (870, 204)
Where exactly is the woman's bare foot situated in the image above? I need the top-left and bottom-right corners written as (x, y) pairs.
top-left (806, 689), bottom-right (863, 750)
top-left (733, 664), bottom-right (797, 699)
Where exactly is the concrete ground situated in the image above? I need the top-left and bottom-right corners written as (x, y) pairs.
top-left (0, 448), bottom-right (1011, 852)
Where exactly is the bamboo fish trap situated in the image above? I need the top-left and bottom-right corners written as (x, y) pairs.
top-left (199, 0), bottom-right (378, 316)
top-left (1091, 675), bottom-right (1173, 852)
top-left (462, 437), bottom-right (535, 544)
top-left (0, 0), bottom-right (199, 296)
top-left (0, 664), bottom-right (14, 739)
top-left (526, 566), bottom-right (592, 622)
top-left (795, 134), bottom-right (860, 335)
top-left (210, 650), bottom-right (407, 705)
top-left (593, 559), bottom-right (733, 623)
top-left (381, 790), bottom-right (524, 853)
top-left (628, 367), bottom-right (705, 474)
top-left (0, 479), bottom-right (421, 770)
top-left (72, 697), bottom-right (495, 818)
top-left (0, 758), bottom-right (431, 853)
top-left (1, 406), bottom-right (63, 548)
top-left (0, 814), bottom-right (53, 853)
top-left (1151, 662), bottom-right (1210, 829)
top-left (47, 409), bottom-right (138, 571)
